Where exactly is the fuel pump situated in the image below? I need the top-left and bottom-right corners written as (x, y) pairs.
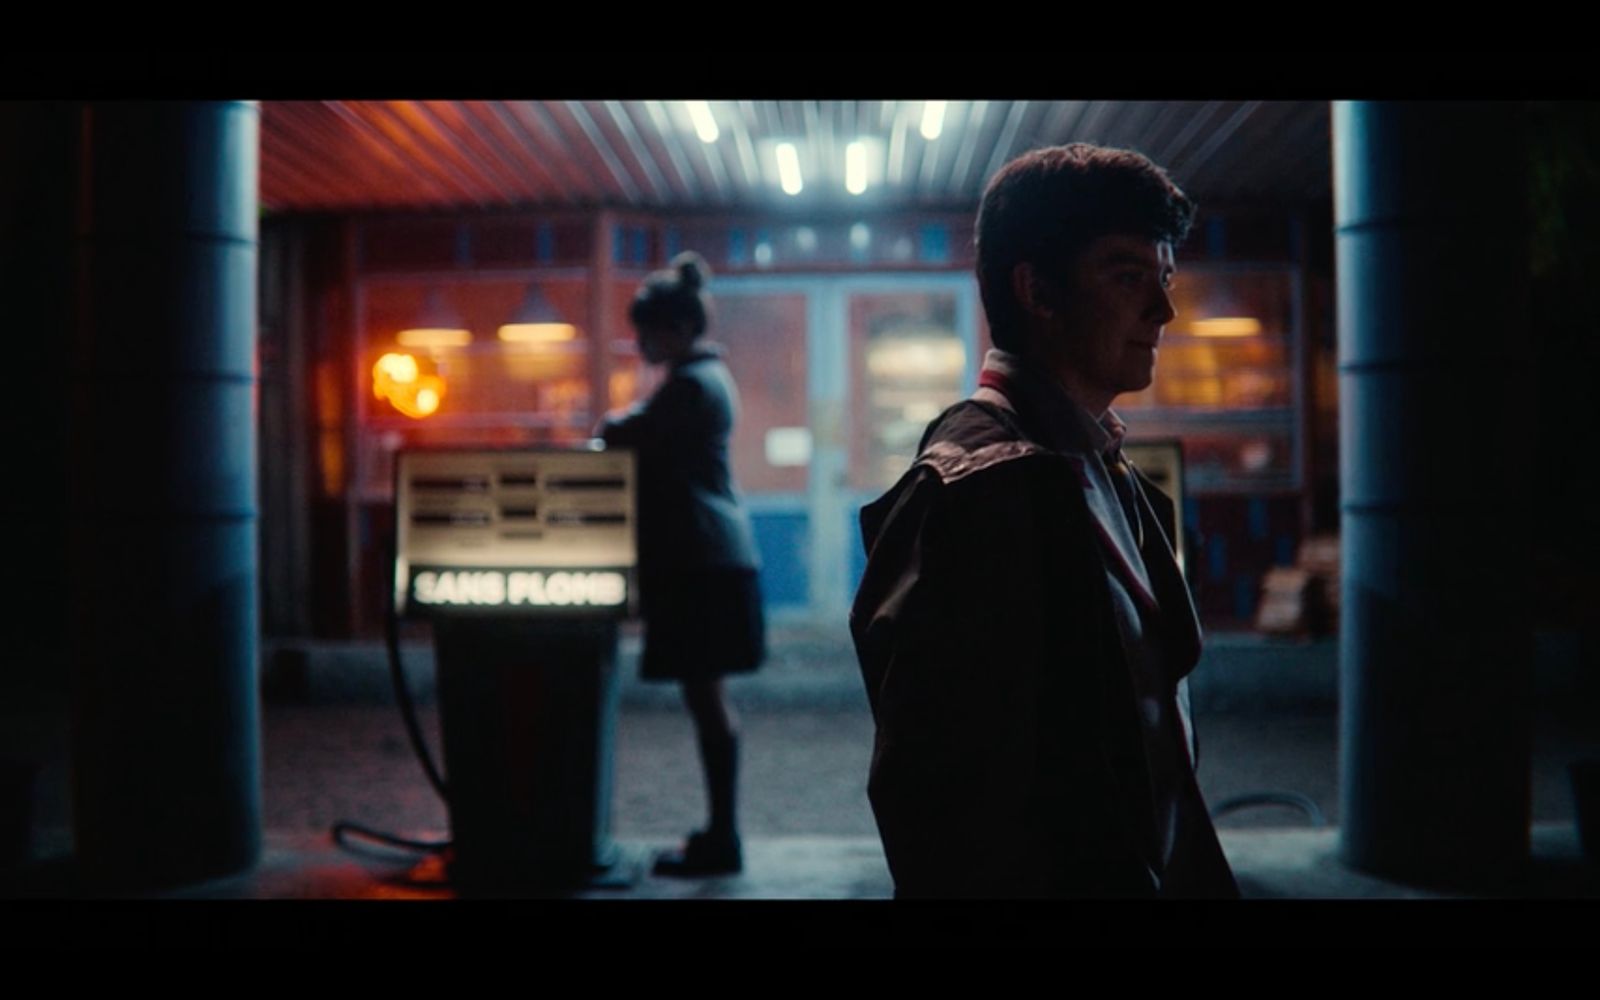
top-left (392, 444), bottom-right (638, 893)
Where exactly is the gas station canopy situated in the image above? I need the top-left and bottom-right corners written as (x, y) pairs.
top-left (260, 101), bottom-right (1332, 213)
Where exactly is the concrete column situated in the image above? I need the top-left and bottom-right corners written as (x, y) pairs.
top-left (1, 103), bottom-right (78, 701)
top-left (0, 103), bottom-right (80, 868)
top-left (68, 102), bottom-right (262, 887)
top-left (1334, 101), bottom-right (1532, 886)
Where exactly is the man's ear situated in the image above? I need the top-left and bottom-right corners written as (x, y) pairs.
top-left (1011, 261), bottom-right (1058, 320)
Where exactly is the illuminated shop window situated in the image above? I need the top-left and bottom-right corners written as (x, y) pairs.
top-left (1121, 270), bottom-right (1294, 412)
top-left (356, 276), bottom-right (594, 499)
top-left (850, 291), bottom-right (965, 492)
top-left (715, 292), bottom-right (810, 495)
top-left (1118, 268), bottom-right (1300, 493)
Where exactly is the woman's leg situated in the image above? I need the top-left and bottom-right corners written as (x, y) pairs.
top-left (681, 677), bottom-right (738, 839)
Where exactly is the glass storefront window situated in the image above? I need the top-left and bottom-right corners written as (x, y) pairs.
top-left (715, 292), bottom-right (809, 495)
top-left (1113, 267), bottom-right (1300, 494)
top-left (1119, 269), bottom-right (1295, 413)
top-left (356, 275), bottom-right (593, 498)
top-left (849, 291), bottom-right (965, 492)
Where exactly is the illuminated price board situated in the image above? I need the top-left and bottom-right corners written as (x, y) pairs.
top-left (394, 447), bottom-right (636, 619)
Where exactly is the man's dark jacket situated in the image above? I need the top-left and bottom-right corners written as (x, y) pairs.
top-left (849, 394), bottom-right (1236, 899)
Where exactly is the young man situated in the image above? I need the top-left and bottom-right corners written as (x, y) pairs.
top-left (850, 144), bottom-right (1239, 898)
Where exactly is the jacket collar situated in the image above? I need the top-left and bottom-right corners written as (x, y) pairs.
top-left (976, 350), bottom-right (1161, 616)
top-left (977, 350), bottom-right (1119, 456)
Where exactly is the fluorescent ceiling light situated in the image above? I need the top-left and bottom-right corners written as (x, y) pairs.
top-left (776, 142), bottom-right (803, 195)
top-left (846, 141), bottom-right (868, 195)
top-left (687, 101), bottom-right (719, 143)
top-left (921, 101), bottom-right (947, 140)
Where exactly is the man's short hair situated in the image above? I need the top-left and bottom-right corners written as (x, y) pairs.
top-left (976, 143), bottom-right (1196, 352)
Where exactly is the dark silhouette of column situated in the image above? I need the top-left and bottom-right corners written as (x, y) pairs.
top-left (2, 104), bottom-right (77, 695)
top-left (0, 103), bottom-right (79, 868)
top-left (1334, 101), bottom-right (1532, 886)
top-left (68, 102), bottom-right (262, 887)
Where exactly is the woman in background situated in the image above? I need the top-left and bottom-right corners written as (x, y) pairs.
top-left (600, 251), bottom-right (765, 876)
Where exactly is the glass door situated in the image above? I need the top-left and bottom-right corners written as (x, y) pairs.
top-left (839, 276), bottom-right (978, 605)
top-left (715, 272), bottom-right (977, 621)
top-left (708, 287), bottom-right (812, 612)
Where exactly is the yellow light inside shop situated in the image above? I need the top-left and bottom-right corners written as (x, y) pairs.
top-left (1190, 317), bottom-right (1262, 338)
top-left (373, 351), bottom-right (446, 420)
top-left (374, 352), bottom-right (419, 384)
top-left (397, 327), bottom-right (472, 348)
top-left (865, 337), bottom-right (966, 378)
top-left (400, 288), bottom-right (472, 349)
top-left (498, 322), bottom-right (578, 343)
top-left (500, 282), bottom-right (576, 345)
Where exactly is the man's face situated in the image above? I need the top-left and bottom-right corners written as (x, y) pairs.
top-left (1039, 234), bottom-right (1177, 409)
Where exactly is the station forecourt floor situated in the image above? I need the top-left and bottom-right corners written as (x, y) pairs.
top-left (4, 620), bottom-right (1598, 946)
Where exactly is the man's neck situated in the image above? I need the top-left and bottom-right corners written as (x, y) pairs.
top-left (1047, 366), bottom-right (1114, 420)
top-left (1014, 345), bottom-right (1115, 418)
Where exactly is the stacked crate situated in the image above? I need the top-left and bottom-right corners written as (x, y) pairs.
top-left (1255, 534), bottom-right (1341, 637)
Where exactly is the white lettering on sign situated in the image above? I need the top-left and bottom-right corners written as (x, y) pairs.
top-left (413, 570), bottom-right (628, 608)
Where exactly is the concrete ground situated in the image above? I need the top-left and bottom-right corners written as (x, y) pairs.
top-left (4, 622), bottom-right (1598, 945)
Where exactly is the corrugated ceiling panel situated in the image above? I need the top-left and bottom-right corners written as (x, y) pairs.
top-left (260, 100), bottom-right (1332, 213)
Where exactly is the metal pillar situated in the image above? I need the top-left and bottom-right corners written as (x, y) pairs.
top-left (1334, 101), bottom-right (1532, 886)
top-left (68, 102), bottom-right (262, 887)
top-left (2, 103), bottom-right (77, 700)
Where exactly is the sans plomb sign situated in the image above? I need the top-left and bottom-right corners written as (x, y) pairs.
top-left (394, 447), bottom-right (636, 619)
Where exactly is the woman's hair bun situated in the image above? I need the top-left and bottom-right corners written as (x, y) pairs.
top-left (630, 249), bottom-right (712, 336)
top-left (671, 251), bottom-right (710, 291)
